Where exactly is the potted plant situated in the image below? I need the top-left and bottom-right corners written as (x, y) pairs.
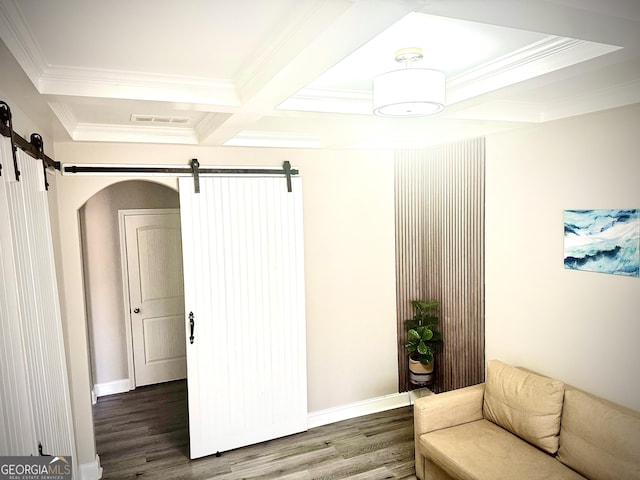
top-left (404, 300), bottom-right (442, 385)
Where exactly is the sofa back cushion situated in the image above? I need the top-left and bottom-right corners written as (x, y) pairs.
top-left (483, 359), bottom-right (565, 454)
top-left (557, 388), bottom-right (640, 480)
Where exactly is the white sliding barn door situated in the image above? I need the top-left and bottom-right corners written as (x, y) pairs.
top-left (0, 138), bottom-right (37, 455)
top-left (0, 139), bottom-right (76, 474)
top-left (179, 175), bottom-right (307, 459)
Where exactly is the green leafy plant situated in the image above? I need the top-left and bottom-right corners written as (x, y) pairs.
top-left (404, 300), bottom-right (442, 365)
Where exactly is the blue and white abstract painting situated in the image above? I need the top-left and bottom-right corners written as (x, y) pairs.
top-left (564, 209), bottom-right (639, 277)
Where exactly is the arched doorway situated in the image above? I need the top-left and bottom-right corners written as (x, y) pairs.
top-left (79, 180), bottom-right (181, 398)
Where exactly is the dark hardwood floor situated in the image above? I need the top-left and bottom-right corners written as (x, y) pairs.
top-left (93, 380), bottom-right (418, 479)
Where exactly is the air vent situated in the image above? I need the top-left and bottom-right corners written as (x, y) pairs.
top-left (131, 114), bottom-right (190, 125)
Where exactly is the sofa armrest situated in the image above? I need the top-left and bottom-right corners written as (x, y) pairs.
top-left (414, 383), bottom-right (486, 437)
top-left (413, 384), bottom-right (486, 480)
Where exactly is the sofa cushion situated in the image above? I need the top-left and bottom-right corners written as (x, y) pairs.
top-left (419, 419), bottom-right (586, 480)
top-left (557, 388), bottom-right (640, 480)
top-left (483, 359), bottom-right (564, 454)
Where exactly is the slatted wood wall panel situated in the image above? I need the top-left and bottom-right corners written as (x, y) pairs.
top-left (395, 138), bottom-right (485, 393)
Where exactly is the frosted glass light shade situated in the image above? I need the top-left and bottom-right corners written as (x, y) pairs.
top-left (373, 68), bottom-right (446, 117)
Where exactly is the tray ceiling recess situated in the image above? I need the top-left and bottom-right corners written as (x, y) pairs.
top-left (1, 0), bottom-right (637, 149)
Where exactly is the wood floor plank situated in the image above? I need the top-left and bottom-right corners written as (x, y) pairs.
top-left (93, 380), bottom-right (418, 479)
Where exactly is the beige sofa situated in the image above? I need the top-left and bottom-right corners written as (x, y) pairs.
top-left (414, 360), bottom-right (640, 480)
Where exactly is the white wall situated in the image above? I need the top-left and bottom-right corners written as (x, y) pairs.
top-left (80, 181), bottom-right (179, 387)
top-left (52, 143), bottom-right (398, 465)
top-left (486, 104), bottom-right (640, 411)
top-left (43, 103), bottom-right (640, 468)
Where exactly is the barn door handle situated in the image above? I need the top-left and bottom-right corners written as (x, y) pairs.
top-left (38, 442), bottom-right (50, 456)
top-left (189, 312), bottom-right (195, 344)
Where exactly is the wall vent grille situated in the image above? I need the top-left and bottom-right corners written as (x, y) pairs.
top-left (131, 114), bottom-right (190, 125)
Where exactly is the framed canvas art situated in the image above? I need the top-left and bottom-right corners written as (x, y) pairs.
top-left (564, 209), bottom-right (639, 277)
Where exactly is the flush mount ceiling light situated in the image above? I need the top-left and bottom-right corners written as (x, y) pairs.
top-left (373, 47), bottom-right (446, 117)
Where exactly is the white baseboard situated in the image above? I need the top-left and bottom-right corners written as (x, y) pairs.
top-left (94, 379), bottom-right (130, 398)
top-left (307, 391), bottom-right (415, 429)
top-left (79, 454), bottom-right (103, 480)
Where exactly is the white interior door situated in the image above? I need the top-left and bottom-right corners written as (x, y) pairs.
top-left (124, 210), bottom-right (186, 387)
top-left (179, 175), bottom-right (307, 459)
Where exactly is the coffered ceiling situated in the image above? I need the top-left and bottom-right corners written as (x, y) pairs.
top-left (1, 0), bottom-right (639, 149)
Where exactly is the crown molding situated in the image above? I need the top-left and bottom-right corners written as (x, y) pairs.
top-left (48, 101), bottom-right (199, 144)
top-left (0, 1), bottom-right (241, 106)
top-left (48, 102), bottom-right (78, 136)
top-left (277, 36), bottom-right (622, 117)
top-left (194, 112), bottom-right (234, 143)
top-left (278, 87), bottom-right (372, 115)
top-left (0, 0), bottom-right (48, 88)
top-left (446, 36), bottom-right (622, 105)
top-left (541, 78), bottom-right (640, 122)
top-left (224, 130), bottom-right (320, 148)
top-left (39, 66), bottom-right (240, 106)
top-left (444, 99), bottom-right (544, 123)
top-left (70, 123), bottom-right (198, 144)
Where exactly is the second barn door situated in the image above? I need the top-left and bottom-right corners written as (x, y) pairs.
top-left (179, 175), bottom-right (307, 459)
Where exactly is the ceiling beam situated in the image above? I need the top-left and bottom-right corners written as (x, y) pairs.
top-left (201, 0), bottom-right (422, 145)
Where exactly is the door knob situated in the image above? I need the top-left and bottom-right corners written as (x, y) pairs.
top-left (133, 307), bottom-right (140, 314)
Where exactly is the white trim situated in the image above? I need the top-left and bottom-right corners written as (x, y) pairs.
top-left (93, 379), bottom-right (131, 398)
top-left (446, 36), bottom-right (621, 105)
top-left (118, 208), bottom-right (180, 391)
top-left (278, 36), bottom-right (622, 117)
top-left (79, 454), bottom-right (103, 480)
top-left (49, 103), bottom-right (226, 146)
top-left (278, 87), bottom-right (373, 115)
top-left (39, 66), bottom-right (240, 106)
top-left (307, 392), bottom-right (411, 429)
top-left (72, 123), bottom-right (199, 145)
top-left (0, 0), bottom-right (47, 89)
top-left (48, 102), bottom-right (78, 137)
top-left (119, 210), bottom-right (135, 391)
top-left (224, 131), bottom-right (321, 148)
